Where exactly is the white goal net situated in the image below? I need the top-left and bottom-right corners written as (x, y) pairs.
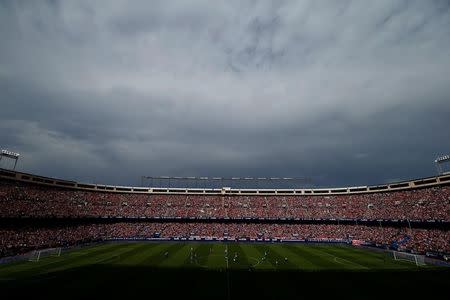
top-left (28, 248), bottom-right (62, 262)
top-left (393, 251), bottom-right (425, 266)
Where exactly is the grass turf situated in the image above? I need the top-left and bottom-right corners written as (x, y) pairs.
top-left (0, 242), bottom-right (448, 299)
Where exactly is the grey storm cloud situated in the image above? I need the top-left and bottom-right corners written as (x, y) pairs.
top-left (1, 0), bottom-right (450, 187)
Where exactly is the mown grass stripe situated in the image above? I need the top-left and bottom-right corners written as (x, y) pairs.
top-left (94, 243), bottom-right (153, 265)
top-left (265, 244), bottom-right (298, 270)
top-left (240, 243), bottom-right (266, 269)
top-left (205, 243), bottom-right (227, 270)
top-left (1, 243), bottom-right (130, 278)
top-left (285, 244), bottom-right (343, 269)
top-left (183, 243), bottom-right (202, 267)
top-left (329, 246), bottom-right (388, 268)
top-left (333, 245), bottom-right (417, 269)
top-left (277, 244), bottom-right (317, 270)
top-left (114, 243), bottom-right (161, 265)
top-left (156, 243), bottom-right (189, 268)
top-left (0, 243), bottom-right (114, 274)
top-left (230, 243), bottom-right (250, 269)
top-left (251, 244), bottom-right (276, 269)
top-left (311, 246), bottom-right (370, 270)
top-left (140, 243), bottom-right (184, 267)
top-left (186, 243), bottom-right (213, 269)
top-left (43, 243), bottom-right (146, 274)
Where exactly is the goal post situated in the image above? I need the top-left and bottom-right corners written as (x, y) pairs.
top-left (28, 251), bottom-right (41, 262)
top-left (393, 251), bottom-right (425, 266)
top-left (28, 247), bottom-right (62, 262)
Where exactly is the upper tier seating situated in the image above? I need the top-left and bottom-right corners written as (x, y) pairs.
top-left (1, 180), bottom-right (449, 221)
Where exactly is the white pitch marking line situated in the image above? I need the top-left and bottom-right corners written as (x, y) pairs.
top-left (317, 250), bottom-right (369, 269)
top-left (248, 256), bottom-right (261, 267)
top-left (225, 245), bottom-right (229, 269)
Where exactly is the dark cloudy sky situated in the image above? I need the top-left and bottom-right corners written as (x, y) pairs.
top-left (1, 0), bottom-right (450, 188)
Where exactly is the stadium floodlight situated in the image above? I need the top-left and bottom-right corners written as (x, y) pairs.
top-left (0, 149), bottom-right (20, 170)
top-left (435, 154), bottom-right (450, 163)
top-left (1, 149), bottom-right (20, 158)
top-left (435, 154), bottom-right (450, 175)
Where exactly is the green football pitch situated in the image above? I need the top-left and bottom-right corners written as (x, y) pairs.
top-left (0, 242), bottom-right (448, 299)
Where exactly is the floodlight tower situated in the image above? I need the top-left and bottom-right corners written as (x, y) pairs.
top-left (434, 154), bottom-right (450, 175)
top-left (0, 149), bottom-right (20, 170)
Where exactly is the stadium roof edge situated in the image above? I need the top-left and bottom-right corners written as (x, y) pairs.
top-left (0, 168), bottom-right (449, 196)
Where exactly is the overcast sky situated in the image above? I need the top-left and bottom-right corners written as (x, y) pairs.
top-left (1, 0), bottom-right (450, 188)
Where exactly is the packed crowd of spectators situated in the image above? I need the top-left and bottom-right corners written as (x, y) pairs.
top-left (0, 225), bottom-right (102, 257)
top-left (1, 179), bottom-right (448, 258)
top-left (1, 181), bottom-right (449, 221)
top-left (1, 223), bottom-right (448, 258)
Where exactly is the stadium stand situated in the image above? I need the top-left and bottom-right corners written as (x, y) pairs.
top-left (0, 169), bottom-right (449, 259)
top-left (1, 223), bottom-right (449, 258)
top-left (1, 180), bottom-right (449, 221)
